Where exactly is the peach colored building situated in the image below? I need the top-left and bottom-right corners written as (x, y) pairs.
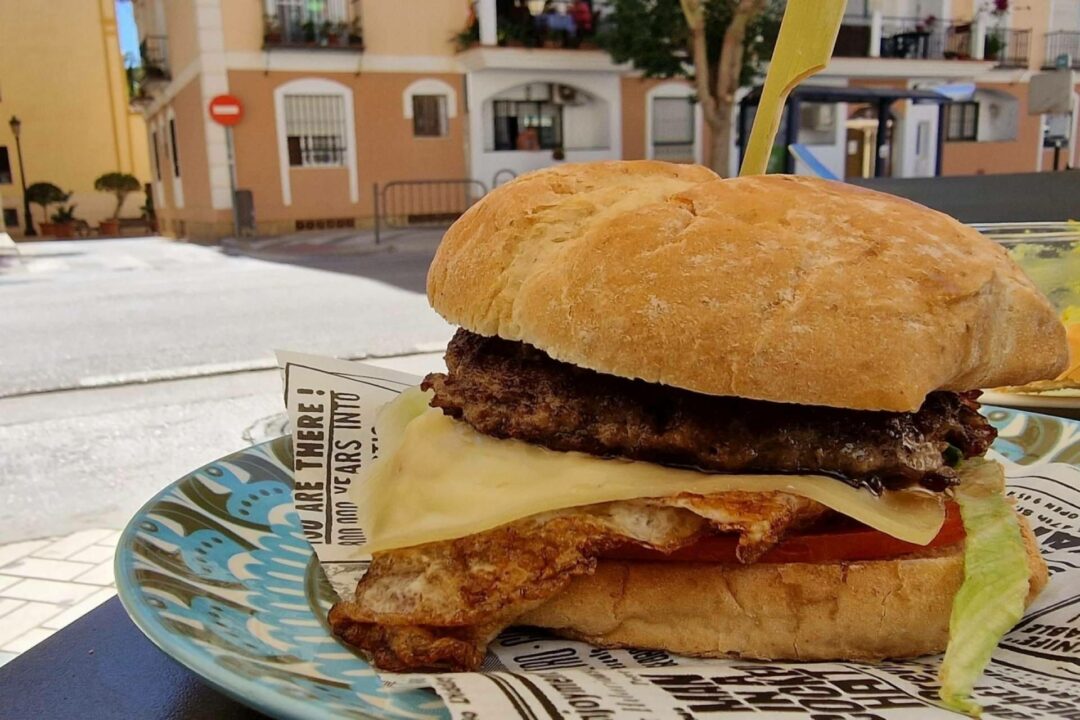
top-left (130, 0), bottom-right (1080, 241)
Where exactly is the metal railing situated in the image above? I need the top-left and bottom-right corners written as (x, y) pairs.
top-left (880, 17), bottom-right (969, 60)
top-left (1044, 30), bottom-right (1080, 69)
top-left (986, 28), bottom-right (1030, 68)
top-left (491, 169), bottom-right (517, 188)
top-left (970, 222), bottom-right (1080, 241)
top-left (373, 180), bottom-right (487, 244)
top-left (263, 0), bottom-right (363, 49)
top-left (834, 16), bottom-right (972, 60)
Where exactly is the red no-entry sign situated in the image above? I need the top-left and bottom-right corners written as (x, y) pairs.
top-left (208, 94), bottom-right (244, 126)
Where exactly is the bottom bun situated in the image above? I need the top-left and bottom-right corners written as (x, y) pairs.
top-left (519, 512), bottom-right (1047, 661)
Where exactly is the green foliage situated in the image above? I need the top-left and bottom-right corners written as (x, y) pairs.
top-left (25, 182), bottom-right (70, 222)
top-left (95, 172), bottom-right (142, 218)
top-left (598, 0), bottom-right (782, 92)
top-left (94, 172), bottom-right (141, 195)
top-left (26, 182), bottom-right (68, 207)
top-left (50, 204), bottom-right (78, 224)
top-left (453, 14), bottom-right (480, 51)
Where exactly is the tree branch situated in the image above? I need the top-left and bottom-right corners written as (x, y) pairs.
top-left (716, 0), bottom-right (765, 110)
top-left (680, 0), bottom-right (720, 129)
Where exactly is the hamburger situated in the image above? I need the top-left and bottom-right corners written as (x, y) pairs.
top-left (327, 162), bottom-right (1067, 712)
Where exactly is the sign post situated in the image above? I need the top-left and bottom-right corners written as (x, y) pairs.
top-left (208, 94), bottom-right (244, 237)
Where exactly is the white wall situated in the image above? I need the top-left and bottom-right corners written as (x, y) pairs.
top-left (975, 89), bottom-right (1019, 142)
top-left (859, 0), bottom-right (949, 19)
top-left (791, 103), bottom-right (848, 179)
top-left (896, 100), bottom-right (941, 177)
top-left (466, 68), bottom-right (622, 189)
top-left (563, 101), bottom-right (610, 150)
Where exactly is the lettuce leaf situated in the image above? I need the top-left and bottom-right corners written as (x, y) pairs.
top-left (938, 460), bottom-right (1031, 716)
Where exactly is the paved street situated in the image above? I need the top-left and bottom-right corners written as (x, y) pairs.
top-left (1, 232), bottom-right (450, 396)
top-left (0, 234), bottom-right (452, 543)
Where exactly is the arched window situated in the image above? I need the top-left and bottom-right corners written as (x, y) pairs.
top-left (273, 78), bottom-right (359, 205)
top-left (403, 79), bottom-right (458, 138)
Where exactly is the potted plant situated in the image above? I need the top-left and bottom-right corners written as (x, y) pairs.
top-left (263, 13), bottom-right (282, 45)
top-left (453, 18), bottom-right (480, 51)
top-left (49, 204), bottom-right (78, 238)
top-left (329, 21), bottom-right (348, 46)
top-left (141, 187), bottom-right (158, 234)
top-left (94, 172), bottom-right (141, 236)
top-left (302, 19), bottom-right (317, 44)
top-left (347, 17), bottom-right (363, 47)
top-left (26, 182), bottom-right (70, 236)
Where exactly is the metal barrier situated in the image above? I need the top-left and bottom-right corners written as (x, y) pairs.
top-left (373, 179), bottom-right (487, 244)
top-left (492, 168), bottom-right (517, 188)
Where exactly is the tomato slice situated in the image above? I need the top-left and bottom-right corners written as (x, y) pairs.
top-left (601, 501), bottom-right (964, 564)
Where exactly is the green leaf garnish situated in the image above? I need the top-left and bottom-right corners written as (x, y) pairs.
top-left (938, 460), bottom-right (1031, 716)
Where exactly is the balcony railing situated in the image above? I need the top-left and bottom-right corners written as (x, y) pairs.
top-left (262, 3), bottom-right (363, 50)
top-left (985, 28), bottom-right (1030, 68)
top-left (834, 15), bottom-right (1030, 67)
top-left (454, 4), bottom-right (602, 51)
top-left (126, 35), bottom-right (170, 108)
top-left (835, 16), bottom-right (972, 60)
top-left (1044, 30), bottom-right (1080, 69)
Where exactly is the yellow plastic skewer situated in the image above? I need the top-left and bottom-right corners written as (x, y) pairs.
top-left (739, 0), bottom-right (846, 176)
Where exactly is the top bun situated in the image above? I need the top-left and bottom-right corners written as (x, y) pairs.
top-left (427, 161), bottom-right (1066, 411)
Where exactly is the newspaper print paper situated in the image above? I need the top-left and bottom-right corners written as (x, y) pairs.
top-left (278, 352), bottom-right (1080, 720)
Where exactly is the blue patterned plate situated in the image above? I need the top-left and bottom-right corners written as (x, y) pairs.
top-left (115, 409), bottom-right (1079, 720)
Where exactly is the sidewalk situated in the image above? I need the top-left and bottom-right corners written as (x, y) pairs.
top-left (0, 351), bottom-right (446, 667)
top-left (0, 529), bottom-right (119, 667)
top-left (220, 226), bottom-right (444, 260)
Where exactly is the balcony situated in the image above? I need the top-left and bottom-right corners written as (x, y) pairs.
top-left (262, 6), bottom-right (363, 51)
top-left (139, 35), bottom-right (170, 82)
top-left (985, 28), bottom-right (1031, 68)
top-left (126, 35), bottom-right (170, 109)
top-left (456, 1), bottom-right (601, 52)
top-left (834, 14), bottom-right (1029, 68)
top-left (1043, 31), bottom-right (1080, 69)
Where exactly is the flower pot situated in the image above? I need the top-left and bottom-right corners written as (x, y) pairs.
top-left (99, 218), bottom-right (121, 236)
top-left (47, 222), bottom-right (77, 239)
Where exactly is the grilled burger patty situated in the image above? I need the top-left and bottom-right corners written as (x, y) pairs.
top-left (422, 330), bottom-right (996, 492)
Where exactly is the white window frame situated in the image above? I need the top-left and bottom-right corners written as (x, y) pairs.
top-left (165, 107), bottom-right (184, 209)
top-left (645, 82), bottom-right (703, 165)
top-left (402, 78), bottom-right (458, 123)
top-left (274, 77), bottom-right (358, 206)
top-left (149, 119), bottom-right (166, 210)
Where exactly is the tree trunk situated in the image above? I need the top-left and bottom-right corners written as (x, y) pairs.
top-left (710, 0), bottom-right (765, 176)
top-left (680, 0), bottom-right (721, 168)
top-left (114, 192), bottom-right (126, 219)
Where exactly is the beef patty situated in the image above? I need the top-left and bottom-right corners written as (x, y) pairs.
top-left (422, 330), bottom-right (996, 492)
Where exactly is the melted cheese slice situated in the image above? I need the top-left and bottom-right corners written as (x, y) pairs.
top-left (356, 406), bottom-right (946, 553)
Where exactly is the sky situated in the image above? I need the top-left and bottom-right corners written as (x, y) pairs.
top-left (116, 0), bottom-right (141, 67)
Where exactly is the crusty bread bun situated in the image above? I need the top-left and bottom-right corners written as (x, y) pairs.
top-left (428, 161), bottom-right (1067, 411)
top-left (519, 511), bottom-right (1047, 661)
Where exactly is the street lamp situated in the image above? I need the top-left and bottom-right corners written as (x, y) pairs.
top-left (8, 115), bottom-right (36, 237)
